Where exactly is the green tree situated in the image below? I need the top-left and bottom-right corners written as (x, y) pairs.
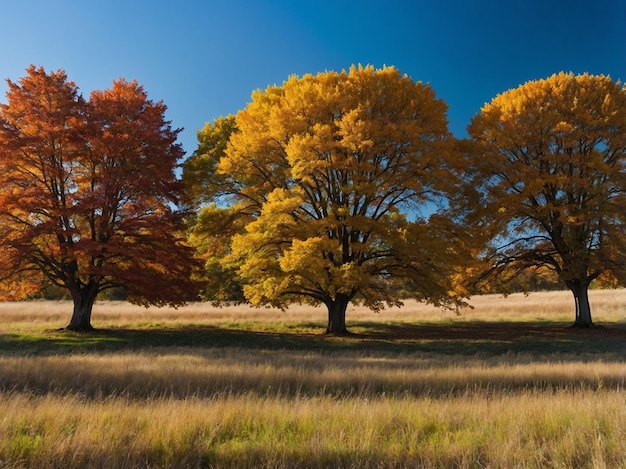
top-left (184, 65), bottom-right (470, 334)
top-left (467, 72), bottom-right (626, 327)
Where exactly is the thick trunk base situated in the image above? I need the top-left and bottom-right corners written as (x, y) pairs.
top-left (569, 281), bottom-right (594, 328)
top-left (66, 285), bottom-right (98, 331)
top-left (325, 296), bottom-right (350, 335)
top-left (570, 321), bottom-right (599, 329)
top-left (572, 322), bottom-right (594, 329)
top-left (66, 323), bottom-right (95, 332)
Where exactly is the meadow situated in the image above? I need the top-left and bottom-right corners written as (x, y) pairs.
top-left (1, 290), bottom-right (626, 468)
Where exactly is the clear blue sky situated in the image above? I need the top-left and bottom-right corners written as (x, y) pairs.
top-left (1, 0), bottom-right (624, 157)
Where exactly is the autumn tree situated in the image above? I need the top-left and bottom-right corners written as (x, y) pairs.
top-left (184, 65), bottom-right (470, 334)
top-left (182, 115), bottom-right (246, 302)
top-left (467, 72), bottom-right (626, 327)
top-left (0, 66), bottom-right (200, 331)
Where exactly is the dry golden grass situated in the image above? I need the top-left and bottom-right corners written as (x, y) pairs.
top-left (2, 288), bottom-right (625, 328)
top-left (2, 290), bottom-right (626, 468)
top-left (2, 347), bottom-right (626, 400)
top-left (2, 390), bottom-right (626, 468)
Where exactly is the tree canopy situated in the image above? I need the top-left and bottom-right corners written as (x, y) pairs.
top-left (184, 65), bottom-right (471, 334)
top-left (467, 72), bottom-right (626, 327)
top-left (0, 66), bottom-right (200, 330)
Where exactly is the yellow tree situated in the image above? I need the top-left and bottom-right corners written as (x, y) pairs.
top-left (467, 72), bottom-right (626, 327)
top-left (184, 65), bottom-right (471, 334)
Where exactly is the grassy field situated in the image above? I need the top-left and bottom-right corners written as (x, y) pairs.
top-left (1, 290), bottom-right (626, 468)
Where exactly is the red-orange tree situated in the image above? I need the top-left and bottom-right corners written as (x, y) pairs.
top-left (0, 66), bottom-right (199, 330)
top-left (467, 72), bottom-right (626, 327)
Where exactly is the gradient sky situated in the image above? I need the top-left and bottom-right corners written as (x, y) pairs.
top-left (1, 0), bottom-right (624, 157)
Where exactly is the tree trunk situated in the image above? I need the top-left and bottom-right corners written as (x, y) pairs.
top-left (569, 281), bottom-right (593, 328)
top-left (67, 283), bottom-right (99, 331)
top-left (325, 295), bottom-right (350, 335)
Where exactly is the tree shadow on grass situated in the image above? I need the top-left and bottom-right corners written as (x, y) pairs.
top-left (2, 320), bottom-right (626, 359)
top-left (353, 321), bottom-right (626, 357)
top-left (0, 325), bottom-right (326, 356)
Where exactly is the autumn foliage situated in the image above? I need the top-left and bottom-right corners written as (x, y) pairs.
top-left (2, 64), bottom-right (624, 333)
top-left (467, 72), bottom-right (626, 326)
top-left (184, 66), bottom-right (472, 334)
top-left (0, 66), bottom-right (200, 330)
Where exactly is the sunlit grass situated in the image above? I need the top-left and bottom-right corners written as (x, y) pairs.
top-left (2, 290), bottom-right (626, 467)
top-left (2, 288), bottom-right (626, 330)
top-left (2, 391), bottom-right (626, 468)
top-left (2, 348), bottom-right (626, 399)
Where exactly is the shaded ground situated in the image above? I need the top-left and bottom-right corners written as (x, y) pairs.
top-left (3, 320), bottom-right (626, 359)
top-left (359, 321), bottom-right (626, 357)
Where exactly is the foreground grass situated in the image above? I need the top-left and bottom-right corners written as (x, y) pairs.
top-left (1, 290), bottom-right (626, 468)
top-left (3, 391), bottom-right (626, 468)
